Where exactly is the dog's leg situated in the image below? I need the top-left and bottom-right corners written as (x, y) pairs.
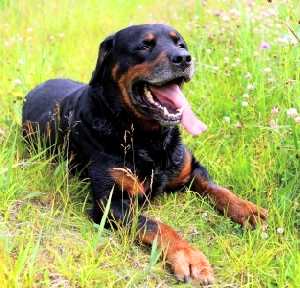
top-left (88, 156), bottom-right (146, 223)
top-left (167, 148), bottom-right (268, 227)
top-left (93, 195), bottom-right (214, 285)
top-left (99, 201), bottom-right (214, 284)
top-left (88, 160), bottom-right (213, 284)
top-left (109, 167), bottom-right (146, 197)
top-left (138, 216), bottom-right (214, 285)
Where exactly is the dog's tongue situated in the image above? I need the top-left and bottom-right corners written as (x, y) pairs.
top-left (149, 84), bottom-right (207, 136)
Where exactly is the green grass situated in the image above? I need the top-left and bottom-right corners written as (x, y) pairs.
top-left (0, 0), bottom-right (300, 287)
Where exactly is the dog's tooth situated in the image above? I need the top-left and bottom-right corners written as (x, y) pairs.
top-left (176, 107), bottom-right (184, 115)
top-left (163, 107), bottom-right (168, 116)
top-left (146, 91), bottom-right (152, 98)
top-left (177, 107), bottom-right (184, 113)
top-left (145, 89), bottom-right (155, 104)
top-left (148, 95), bottom-right (154, 103)
top-left (144, 87), bottom-right (149, 98)
top-left (165, 108), bottom-right (175, 120)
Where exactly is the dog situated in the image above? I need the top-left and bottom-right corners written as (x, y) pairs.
top-left (22, 24), bottom-right (267, 285)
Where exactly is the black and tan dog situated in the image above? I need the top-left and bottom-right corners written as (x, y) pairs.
top-left (22, 24), bottom-right (267, 285)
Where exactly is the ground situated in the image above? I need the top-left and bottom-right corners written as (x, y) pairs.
top-left (0, 0), bottom-right (299, 287)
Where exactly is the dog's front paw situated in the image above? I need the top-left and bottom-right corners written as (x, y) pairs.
top-left (227, 196), bottom-right (268, 228)
top-left (168, 243), bottom-right (214, 285)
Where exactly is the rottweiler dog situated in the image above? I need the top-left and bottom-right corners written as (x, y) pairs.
top-left (22, 24), bottom-right (267, 285)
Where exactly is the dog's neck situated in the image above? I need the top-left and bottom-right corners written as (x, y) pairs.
top-left (86, 83), bottom-right (178, 146)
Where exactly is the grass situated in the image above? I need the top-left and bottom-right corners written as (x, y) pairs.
top-left (0, 0), bottom-right (300, 287)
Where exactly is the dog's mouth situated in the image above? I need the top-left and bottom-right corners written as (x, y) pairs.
top-left (139, 77), bottom-right (185, 124)
top-left (132, 77), bottom-right (207, 136)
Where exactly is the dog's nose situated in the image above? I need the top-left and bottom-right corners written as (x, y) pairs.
top-left (171, 51), bottom-right (192, 68)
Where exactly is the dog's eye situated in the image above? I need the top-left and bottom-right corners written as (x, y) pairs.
top-left (178, 42), bottom-right (185, 49)
top-left (172, 37), bottom-right (186, 49)
top-left (139, 39), bottom-right (156, 50)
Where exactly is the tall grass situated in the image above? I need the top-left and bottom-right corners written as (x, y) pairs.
top-left (0, 0), bottom-right (299, 287)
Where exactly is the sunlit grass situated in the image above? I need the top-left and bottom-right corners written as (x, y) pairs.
top-left (0, 0), bottom-right (299, 287)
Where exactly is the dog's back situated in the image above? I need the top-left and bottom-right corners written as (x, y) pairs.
top-left (22, 79), bottom-right (86, 140)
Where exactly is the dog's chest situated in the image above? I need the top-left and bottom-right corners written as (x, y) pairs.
top-left (125, 132), bottom-right (185, 193)
top-left (135, 144), bottom-right (182, 170)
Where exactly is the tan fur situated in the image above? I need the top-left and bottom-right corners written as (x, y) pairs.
top-left (139, 220), bottom-right (214, 283)
top-left (110, 167), bottom-right (145, 197)
top-left (117, 52), bottom-right (168, 121)
top-left (193, 175), bottom-right (268, 226)
top-left (167, 149), bottom-right (192, 189)
top-left (169, 31), bottom-right (178, 39)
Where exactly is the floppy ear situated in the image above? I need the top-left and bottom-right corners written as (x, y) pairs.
top-left (89, 34), bottom-right (115, 86)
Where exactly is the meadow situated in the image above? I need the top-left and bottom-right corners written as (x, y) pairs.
top-left (0, 0), bottom-right (299, 287)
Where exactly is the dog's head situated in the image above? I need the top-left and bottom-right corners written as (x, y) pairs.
top-left (90, 24), bottom-right (207, 135)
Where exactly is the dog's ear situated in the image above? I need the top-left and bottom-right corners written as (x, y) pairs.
top-left (89, 34), bottom-right (115, 86)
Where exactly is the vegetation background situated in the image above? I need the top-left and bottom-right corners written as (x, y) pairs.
top-left (0, 0), bottom-right (299, 287)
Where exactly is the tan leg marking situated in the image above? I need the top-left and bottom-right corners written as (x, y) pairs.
top-left (193, 176), bottom-right (268, 227)
top-left (110, 167), bottom-right (145, 197)
top-left (167, 149), bottom-right (192, 189)
top-left (139, 220), bottom-right (214, 285)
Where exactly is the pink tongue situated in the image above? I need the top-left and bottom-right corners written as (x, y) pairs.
top-left (149, 84), bottom-right (207, 136)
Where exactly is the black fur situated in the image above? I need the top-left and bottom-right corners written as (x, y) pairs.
top-left (22, 24), bottom-right (209, 225)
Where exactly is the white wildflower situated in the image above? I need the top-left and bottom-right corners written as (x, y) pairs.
top-left (276, 227), bottom-right (284, 234)
top-left (245, 72), bottom-right (252, 80)
top-left (13, 79), bottom-right (22, 86)
top-left (223, 116), bottom-right (231, 123)
top-left (271, 107), bottom-right (279, 115)
top-left (235, 121), bottom-right (242, 128)
top-left (294, 116), bottom-right (300, 124)
top-left (247, 84), bottom-right (255, 91)
top-left (261, 232), bottom-right (268, 239)
top-left (269, 119), bottom-right (278, 129)
top-left (263, 67), bottom-right (272, 74)
top-left (241, 101), bottom-right (249, 107)
top-left (287, 108), bottom-right (298, 118)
